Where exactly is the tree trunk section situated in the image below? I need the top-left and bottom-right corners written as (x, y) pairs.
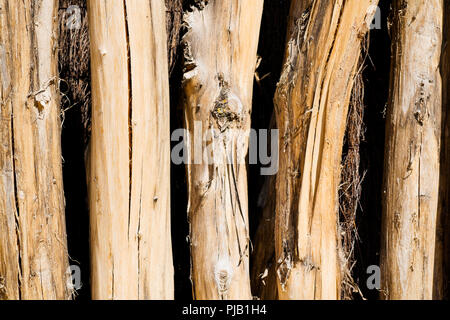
top-left (0, 0), bottom-right (71, 300)
top-left (88, 0), bottom-right (173, 300)
top-left (380, 0), bottom-right (442, 300)
top-left (181, 0), bottom-right (263, 300)
top-left (274, 0), bottom-right (378, 300)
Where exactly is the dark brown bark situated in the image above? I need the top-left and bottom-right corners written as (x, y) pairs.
top-left (165, 0), bottom-right (183, 75)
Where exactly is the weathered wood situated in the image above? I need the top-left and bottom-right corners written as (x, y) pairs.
top-left (88, 0), bottom-right (173, 299)
top-left (273, 0), bottom-right (378, 300)
top-left (0, 0), bottom-right (71, 300)
top-left (381, 0), bottom-right (443, 300)
top-left (181, 0), bottom-right (263, 300)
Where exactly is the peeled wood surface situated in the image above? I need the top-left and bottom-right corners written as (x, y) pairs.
top-left (0, 0), bottom-right (70, 299)
top-left (274, 0), bottom-right (378, 300)
top-left (88, 0), bottom-right (173, 300)
top-left (182, 0), bottom-right (263, 300)
top-left (380, 0), bottom-right (443, 300)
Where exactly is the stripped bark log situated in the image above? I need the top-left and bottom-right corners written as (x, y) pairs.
top-left (0, 0), bottom-right (71, 300)
top-left (273, 0), bottom-right (378, 300)
top-left (88, 0), bottom-right (173, 299)
top-left (181, 0), bottom-right (263, 300)
top-left (381, 0), bottom-right (443, 300)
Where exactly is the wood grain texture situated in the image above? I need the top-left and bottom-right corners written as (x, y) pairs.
top-left (0, 0), bottom-right (71, 300)
top-left (88, 0), bottom-right (173, 300)
top-left (273, 0), bottom-right (378, 300)
top-left (381, 0), bottom-right (443, 300)
top-left (181, 0), bottom-right (263, 300)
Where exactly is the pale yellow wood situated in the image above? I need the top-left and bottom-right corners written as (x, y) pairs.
top-left (182, 0), bottom-right (263, 300)
top-left (274, 0), bottom-right (378, 300)
top-left (88, 0), bottom-right (173, 300)
top-left (0, 0), bottom-right (71, 300)
top-left (380, 0), bottom-right (443, 300)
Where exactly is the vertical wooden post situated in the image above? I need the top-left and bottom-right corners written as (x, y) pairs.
top-left (181, 0), bottom-right (263, 300)
top-left (0, 0), bottom-right (71, 300)
top-left (273, 0), bottom-right (378, 299)
top-left (381, 0), bottom-right (443, 300)
top-left (88, 0), bottom-right (173, 299)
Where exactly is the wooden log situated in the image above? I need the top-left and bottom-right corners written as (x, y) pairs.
top-left (88, 0), bottom-right (173, 299)
top-left (381, 0), bottom-right (443, 300)
top-left (0, 0), bottom-right (71, 300)
top-left (181, 0), bottom-right (263, 300)
top-left (273, 0), bottom-right (378, 300)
